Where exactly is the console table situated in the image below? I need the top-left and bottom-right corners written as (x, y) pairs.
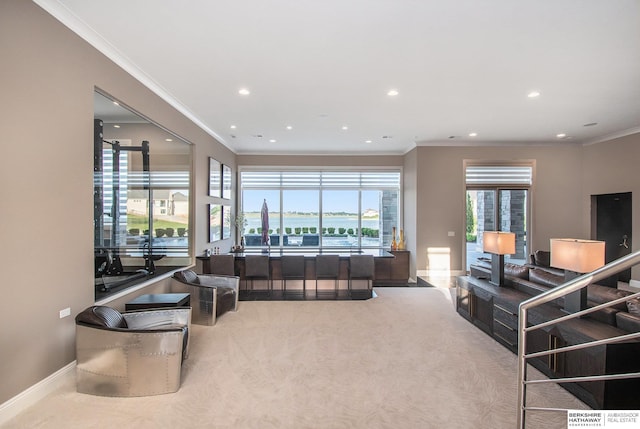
top-left (457, 275), bottom-right (640, 410)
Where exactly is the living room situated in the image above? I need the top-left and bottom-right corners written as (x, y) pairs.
top-left (1, 1), bottom-right (639, 427)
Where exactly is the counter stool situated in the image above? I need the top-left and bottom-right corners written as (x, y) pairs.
top-left (315, 254), bottom-right (340, 298)
top-left (245, 255), bottom-right (271, 295)
top-left (348, 255), bottom-right (375, 296)
top-left (281, 255), bottom-right (306, 299)
top-left (209, 254), bottom-right (236, 276)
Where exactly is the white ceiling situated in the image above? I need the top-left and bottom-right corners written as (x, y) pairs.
top-left (37, 0), bottom-right (640, 155)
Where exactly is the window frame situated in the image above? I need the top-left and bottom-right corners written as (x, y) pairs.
top-left (238, 166), bottom-right (403, 249)
top-left (463, 160), bottom-right (535, 270)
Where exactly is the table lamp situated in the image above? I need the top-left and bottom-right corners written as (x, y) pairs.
top-left (483, 231), bottom-right (516, 287)
top-left (550, 238), bottom-right (605, 313)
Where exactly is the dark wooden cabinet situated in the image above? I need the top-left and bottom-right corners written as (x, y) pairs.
top-left (456, 275), bottom-right (640, 410)
top-left (389, 250), bottom-right (409, 282)
top-left (456, 276), bottom-right (494, 336)
top-left (373, 250), bottom-right (409, 285)
top-left (492, 300), bottom-right (518, 352)
top-left (530, 320), bottom-right (640, 409)
top-left (456, 285), bottom-right (472, 320)
top-left (472, 287), bottom-right (494, 335)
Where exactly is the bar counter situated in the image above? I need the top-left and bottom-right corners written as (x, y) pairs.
top-left (228, 247), bottom-right (395, 258)
top-left (196, 248), bottom-right (409, 288)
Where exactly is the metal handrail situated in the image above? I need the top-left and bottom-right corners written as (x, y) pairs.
top-left (516, 250), bottom-right (640, 428)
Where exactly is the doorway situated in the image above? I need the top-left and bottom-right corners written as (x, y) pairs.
top-left (466, 189), bottom-right (528, 270)
top-left (593, 192), bottom-right (632, 287)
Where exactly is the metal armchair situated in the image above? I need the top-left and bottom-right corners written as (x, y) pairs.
top-left (75, 305), bottom-right (191, 397)
top-left (171, 269), bottom-right (239, 325)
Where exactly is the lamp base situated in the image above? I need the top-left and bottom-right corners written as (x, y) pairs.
top-left (563, 270), bottom-right (587, 313)
top-left (489, 253), bottom-right (505, 287)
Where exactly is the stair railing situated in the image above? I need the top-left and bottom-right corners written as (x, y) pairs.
top-left (517, 250), bottom-right (640, 428)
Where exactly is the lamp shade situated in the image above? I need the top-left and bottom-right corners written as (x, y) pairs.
top-left (483, 231), bottom-right (516, 255)
top-left (550, 238), bottom-right (605, 273)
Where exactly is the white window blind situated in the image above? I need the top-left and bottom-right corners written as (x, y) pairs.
top-left (241, 170), bottom-right (400, 189)
top-left (127, 171), bottom-right (190, 188)
top-left (465, 165), bottom-right (532, 185)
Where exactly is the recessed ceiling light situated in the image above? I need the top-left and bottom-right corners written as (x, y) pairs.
top-left (556, 133), bottom-right (567, 138)
top-left (469, 132), bottom-right (477, 137)
top-left (365, 140), bottom-right (373, 143)
top-left (341, 126), bottom-right (349, 130)
top-left (165, 138), bottom-right (173, 142)
top-left (286, 125), bottom-right (293, 130)
top-left (527, 91), bottom-right (541, 98)
top-left (230, 125), bottom-right (237, 129)
top-left (113, 124), bottom-right (120, 128)
top-left (238, 88), bottom-right (250, 96)
top-left (387, 89), bottom-right (399, 96)
top-left (269, 139), bottom-right (276, 143)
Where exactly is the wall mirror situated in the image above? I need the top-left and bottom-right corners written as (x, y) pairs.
top-left (93, 90), bottom-right (192, 300)
top-left (209, 157), bottom-right (221, 197)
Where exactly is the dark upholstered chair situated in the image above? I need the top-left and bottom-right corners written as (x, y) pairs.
top-left (209, 254), bottom-right (236, 276)
top-left (171, 270), bottom-right (239, 325)
top-left (315, 254), bottom-right (340, 298)
top-left (245, 255), bottom-right (271, 294)
top-left (75, 305), bottom-right (191, 397)
top-left (349, 255), bottom-right (375, 294)
top-left (281, 255), bottom-right (306, 297)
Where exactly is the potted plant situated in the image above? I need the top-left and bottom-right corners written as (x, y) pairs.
top-left (234, 212), bottom-right (248, 247)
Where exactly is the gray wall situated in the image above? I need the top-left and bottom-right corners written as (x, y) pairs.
top-left (402, 149), bottom-right (418, 277)
top-left (414, 145), bottom-right (584, 273)
top-left (0, 0), bottom-right (234, 404)
top-left (582, 133), bottom-right (640, 279)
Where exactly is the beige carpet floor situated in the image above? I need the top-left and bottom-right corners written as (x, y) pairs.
top-left (3, 288), bottom-right (587, 429)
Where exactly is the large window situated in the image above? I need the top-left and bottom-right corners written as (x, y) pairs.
top-left (240, 169), bottom-right (401, 249)
top-left (465, 164), bottom-right (532, 270)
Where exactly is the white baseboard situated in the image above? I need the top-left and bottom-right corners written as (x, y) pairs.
top-left (0, 361), bottom-right (75, 426)
top-left (630, 279), bottom-right (640, 289)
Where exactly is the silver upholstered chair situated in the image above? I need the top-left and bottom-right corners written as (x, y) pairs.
top-left (315, 254), bottom-right (340, 298)
top-left (348, 254), bottom-right (375, 295)
top-left (75, 305), bottom-right (191, 397)
top-left (171, 270), bottom-right (239, 325)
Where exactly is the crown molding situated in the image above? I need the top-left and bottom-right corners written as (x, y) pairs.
top-left (414, 139), bottom-right (572, 147)
top-left (33, 0), bottom-right (233, 152)
top-left (581, 126), bottom-right (640, 146)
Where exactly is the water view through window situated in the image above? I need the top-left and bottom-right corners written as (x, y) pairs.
top-left (240, 170), bottom-right (400, 249)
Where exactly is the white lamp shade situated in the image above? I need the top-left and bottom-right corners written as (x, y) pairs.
top-left (483, 231), bottom-right (516, 255)
top-left (550, 238), bottom-right (605, 273)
